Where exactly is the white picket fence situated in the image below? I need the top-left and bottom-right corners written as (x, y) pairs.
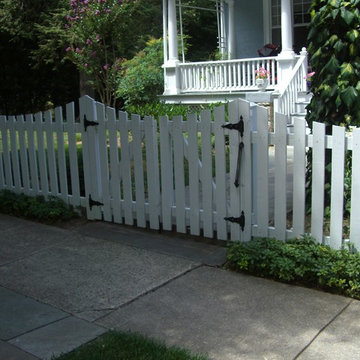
top-left (0, 96), bottom-right (359, 250)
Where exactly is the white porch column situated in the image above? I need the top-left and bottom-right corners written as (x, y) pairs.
top-left (163, 0), bottom-right (181, 95)
top-left (168, 0), bottom-right (178, 62)
top-left (277, 0), bottom-right (295, 89)
top-left (227, 0), bottom-right (236, 59)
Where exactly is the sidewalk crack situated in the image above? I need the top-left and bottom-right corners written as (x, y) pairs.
top-left (293, 299), bottom-right (354, 359)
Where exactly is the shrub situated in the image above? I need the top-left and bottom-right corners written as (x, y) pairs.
top-left (0, 190), bottom-right (78, 223)
top-left (226, 236), bottom-right (360, 299)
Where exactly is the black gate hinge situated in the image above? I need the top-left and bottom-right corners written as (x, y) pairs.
top-left (89, 195), bottom-right (104, 210)
top-left (84, 115), bottom-right (99, 131)
top-left (221, 116), bottom-right (244, 137)
top-left (224, 211), bottom-right (245, 231)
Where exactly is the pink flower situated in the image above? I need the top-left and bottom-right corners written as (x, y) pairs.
top-left (65, 46), bottom-right (72, 52)
top-left (66, 14), bottom-right (71, 20)
top-left (75, 47), bottom-right (82, 53)
top-left (103, 64), bottom-right (109, 70)
top-left (95, 35), bottom-right (100, 41)
top-left (105, 8), bottom-right (111, 13)
top-left (95, 9), bottom-right (100, 15)
top-left (83, 0), bottom-right (88, 4)
top-left (86, 38), bottom-right (92, 45)
top-left (84, 63), bottom-right (88, 67)
top-left (91, 51), bottom-right (97, 57)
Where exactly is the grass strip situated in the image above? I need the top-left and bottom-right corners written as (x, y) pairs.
top-left (55, 331), bottom-right (209, 360)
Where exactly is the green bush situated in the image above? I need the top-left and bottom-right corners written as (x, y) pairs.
top-left (117, 38), bottom-right (164, 107)
top-left (0, 190), bottom-right (78, 223)
top-left (226, 236), bottom-right (360, 299)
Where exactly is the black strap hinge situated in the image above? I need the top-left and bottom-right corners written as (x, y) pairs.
top-left (84, 115), bottom-right (98, 131)
top-left (89, 195), bottom-right (104, 210)
top-left (224, 211), bottom-right (245, 231)
top-left (221, 116), bottom-right (244, 137)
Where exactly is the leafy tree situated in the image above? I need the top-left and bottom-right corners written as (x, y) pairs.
top-left (60, 0), bottom-right (162, 106)
top-left (0, 0), bottom-right (79, 115)
top-left (306, 0), bottom-right (360, 129)
top-left (117, 38), bottom-right (164, 107)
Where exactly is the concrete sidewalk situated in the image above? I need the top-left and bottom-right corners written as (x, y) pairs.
top-left (0, 214), bottom-right (359, 360)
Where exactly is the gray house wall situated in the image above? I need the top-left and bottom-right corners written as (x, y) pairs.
top-left (232, 0), bottom-right (265, 58)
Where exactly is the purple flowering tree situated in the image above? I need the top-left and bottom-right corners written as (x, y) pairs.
top-left (64, 0), bottom-right (137, 106)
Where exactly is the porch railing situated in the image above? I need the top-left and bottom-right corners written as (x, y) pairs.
top-left (275, 49), bottom-right (308, 117)
top-left (178, 56), bottom-right (278, 93)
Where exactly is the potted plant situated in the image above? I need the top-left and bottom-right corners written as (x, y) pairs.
top-left (255, 67), bottom-right (270, 90)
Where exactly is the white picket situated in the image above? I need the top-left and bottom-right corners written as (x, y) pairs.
top-left (159, 115), bottom-right (174, 231)
top-left (65, 102), bottom-right (81, 207)
top-left (329, 125), bottom-right (345, 249)
top-left (35, 112), bottom-right (49, 196)
top-left (173, 116), bottom-right (186, 233)
top-left (214, 105), bottom-right (228, 240)
top-left (311, 122), bottom-right (325, 243)
top-left (9, 116), bottom-right (21, 193)
top-left (292, 117), bottom-right (306, 237)
top-left (144, 116), bottom-right (161, 230)
top-left (350, 128), bottom-right (360, 249)
top-left (200, 109), bottom-right (213, 238)
top-left (0, 116), bottom-right (13, 189)
top-left (187, 113), bottom-right (200, 236)
top-left (228, 100), bottom-right (241, 240)
top-left (274, 112), bottom-right (287, 240)
top-left (0, 120), bottom-right (4, 188)
top-left (96, 102), bottom-right (112, 222)
top-left (118, 110), bottom-right (133, 225)
top-left (80, 96), bottom-right (102, 220)
top-left (132, 114), bottom-right (146, 228)
top-left (17, 115), bottom-right (30, 195)
top-left (44, 111), bottom-right (59, 196)
top-left (239, 99), bottom-right (252, 242)
top-left (254, 105), bottom-right (269, 237)
top-left (107, 107), bottom-right (123, 223)
top-left (25, 114), bottom-right (40, 195)
top-left (54, 107), bottom-right (68, 203)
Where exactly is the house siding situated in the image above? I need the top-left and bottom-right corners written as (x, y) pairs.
top-left (233, 0), bottom-right (264, 58)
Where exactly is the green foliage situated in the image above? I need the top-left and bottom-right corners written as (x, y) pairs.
top-left (61, 0), bottom-right (162, 106)
top-left (226, 236), bottom-right (360, 299)
top-left (55, 331), bottom-right (209, 360)
top-left (0, 0), bottom-right (78, 114)
top-left (0, 190), bottom-right (78, 223)
top-left (125, 101), bottom-right (224, 121)
top-left (117, 38), bottom-right (164, 106)
top-left (306, 0), bottom-right (360, 128)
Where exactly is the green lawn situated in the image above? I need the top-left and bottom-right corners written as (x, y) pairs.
top-left (55, 331), bottom-right (209, 360)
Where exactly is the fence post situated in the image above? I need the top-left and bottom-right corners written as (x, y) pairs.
top-left (80, 95), bottom-right (102, 220)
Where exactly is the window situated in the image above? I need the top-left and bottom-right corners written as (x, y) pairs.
top-left (293, 0), bottom-right (312, 26)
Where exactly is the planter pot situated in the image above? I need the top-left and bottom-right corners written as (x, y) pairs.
top-left (256, 78), bottom-right (269, 91)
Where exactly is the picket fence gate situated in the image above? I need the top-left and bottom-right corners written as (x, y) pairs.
top-left (0, 95), bottom-right (359, 250)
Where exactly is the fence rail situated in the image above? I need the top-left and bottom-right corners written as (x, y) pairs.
top-left (179, 56), bottom-right (278, 92)
top-left (0, 96), bottom-right (359, 250)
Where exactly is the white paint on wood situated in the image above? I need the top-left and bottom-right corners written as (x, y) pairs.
top-left (200, 109), bottom-right (213, 238)
top-left (329, 125), bottom-right (345, 249)
top-left (132, 114), bottom-right (146, 227)
top-left (214, 105), bottom-right (228, 240)
top-left (187, 113), bottom-right (200, 236)
top-left (159, 115), bottom-right (173, 230)
top-left (274, 112), bottom-right (287, 240)
top-left (292, 117), bottom-right (306, 237)
top-left (350, 129), bottom-right (360, 249)
top-left (311, 122), bottom-right (326, 243)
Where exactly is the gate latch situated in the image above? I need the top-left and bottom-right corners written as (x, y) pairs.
top-left (84, 115), bottom-right (99, 131)
top-left (221, 116), bottom-right (244, 137)
top-left (224, 211), bottom-right (245, 231)
top-left (89, 195), bottom-right (104, 210)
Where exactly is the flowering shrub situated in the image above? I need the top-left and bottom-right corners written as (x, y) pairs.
top-left (64, 0), bottom-right (137, 106)
top-left (255, 67), bottom-right (270, 79)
